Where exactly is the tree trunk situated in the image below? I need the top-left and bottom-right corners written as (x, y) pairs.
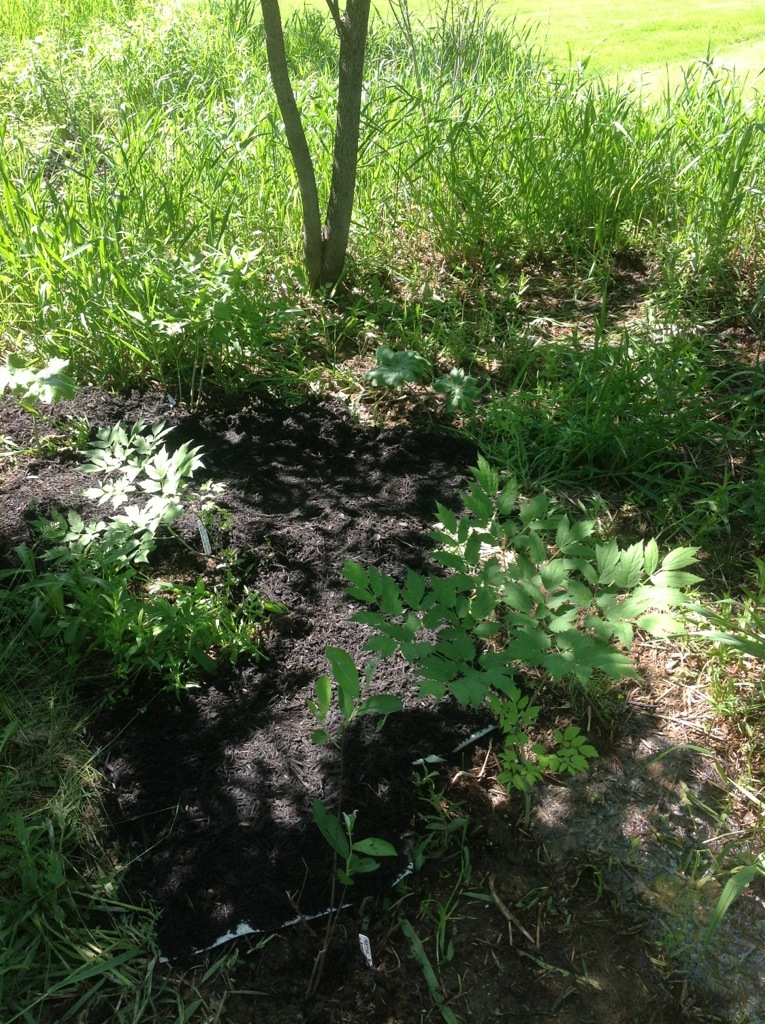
top-left (260, 0), bottom-right (323, 289)
top-left (258, 0), bottom-right (370, 291)
top-left (320, 0), bottom-right (371, 285)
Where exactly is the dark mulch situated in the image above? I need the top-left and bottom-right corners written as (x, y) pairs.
top-left (4, 387), bottom-right (747, 1023)
top-left (1, 389), bottom-right (488, 958)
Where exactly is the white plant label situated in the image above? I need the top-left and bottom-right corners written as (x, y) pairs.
top-left (359, 933), bottom-right (374, 969)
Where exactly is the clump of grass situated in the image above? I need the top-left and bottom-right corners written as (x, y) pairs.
top-left (0, 620), bottom-right (153, 1023)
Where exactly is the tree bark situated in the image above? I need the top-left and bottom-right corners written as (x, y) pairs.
top-left (320, 0), bottom-right (371, 285)
top-left (260, 0), bottom-right (323, 289)
top-left (258, 0), bottom-right (370, 291)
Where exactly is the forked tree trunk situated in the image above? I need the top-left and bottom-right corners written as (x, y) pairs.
top-left (259, 0), bottom-right (371, 291)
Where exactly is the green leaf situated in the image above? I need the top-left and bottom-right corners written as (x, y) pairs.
top-left (464, 530), bottom-right (483, 566)
top-left (595, 540), bottom-right (620, 584)
top-left (503, 626), bottom-right (550, 663)
top-left (566, 579), bottom-right (594, 608)
top-left (643, 538), bottom-right (660, 577)
top-left (312, 673), bottom-right (332, 721)
top-left (364, 346), bottom-right (431, 387)
top-left (65, 508), bottom-right (85, 533)
top-left (636, 611), bottom-right (681, 637)
top-left (312, 800), bottom-right (350, 859)
top-left (352, 857), bottom-right (381, 874)
top-left (311, 728), bottom-right (330, 745)
top-left (495, 479), bottom-right (519, 516)
top-left (473, 620), bottom-right (502, 639)
top-left (704, 861), bottom-right (763, 950)
top-left (433, 368), bottom-right (482, 411)
top-left (353, 612), bottom-right (414, 643)
top-left (403, 570), bottom-right (426, 609)
top-left (364, 634), bottom-right (398, 657)
top-left (471, 584), bottom-right (498, 620)
top-left (449, 670), bottom-right (491, 707)
top-left (540, 559), bottom-right (568, 591)
top-left (435, 502), bottom-right (458, 535)
top-left (518, 493), bottom-right (548, 525)
top-left (500, 582), bottom-right (535, 612)
top-left (359, 695), bottom-right (403, 717)
top-left (433, 550), bottom-right (469, 571)
top-left (325, 646), bottom-right (360, 699)
top-left (659, 546), bottom-right (700, 571)
top-left (378, 574), bottom-right (403, 615)
top-left (470, 456), bottom-right (499, 495)
top-left (190, 646), bottom-right (218, 672)
top-left (597, 588), bottom-right (654, 620)
top-left (546, 608), bottom-right (579, 633)
top-left (651, 569), bottom-right (702, 588)
top-left (343, 560), bottom-right (373, 600)
top-left (614, 543), bottom-right (644, 590)
top-left (352, 837), bottom-right (397, 857)
top-left (609, 618), bottom-right (634, 648)
top-left (463, 487), bottom-right (493, 522)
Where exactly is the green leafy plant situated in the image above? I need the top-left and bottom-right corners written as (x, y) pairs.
top-left (343, 457), bottom-right (700, 786)
top-left (306, 646), bottom-right (400, 995)
top-left (489, 689), bottom-right (598, 794)
top-left (433, 366), bottom-right (483, 412)
top-left (308, 646), bottom-right (401, 881)
top-left (363, 346), bottom-right (481, 413)
top-left (363, 345), bottom-right (431, 388)
top-left (308, 645), bottom-right (403, 745)
top-left (312, 801), bottom-right (397, 887)
top-left (2, 421), bottom-right (279, 692)
top-left (0, 354), bottom-right (77, 441)
top-left (0, 353), bottom-right (77, 412)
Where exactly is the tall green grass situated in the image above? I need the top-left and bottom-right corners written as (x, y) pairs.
top-left (0, 0), bottom-right (762, 399)
top-left (0, 618), bottom-right (153, 1023)
top-left (0, 0), bottom-right (138, 48)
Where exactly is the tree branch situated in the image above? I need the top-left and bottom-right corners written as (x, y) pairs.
top-left (324, 0), bottom-right (344, 36)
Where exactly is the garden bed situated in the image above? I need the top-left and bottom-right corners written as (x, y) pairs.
top-left (2, 388), bottom-right (763, 1023)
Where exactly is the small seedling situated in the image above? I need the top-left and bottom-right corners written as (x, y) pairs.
top-left (312, 801), bottom-right (396, 886)
top-left (433, 367), bottom-right (483, 412)
top-left (306, 647), bottom-right (401, 996)
top-left (308, 648), bottom-right (401, 878)
top-left (308, 645), bottom-right (403, 745)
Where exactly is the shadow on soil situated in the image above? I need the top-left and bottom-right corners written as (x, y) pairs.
top-left (1, 389), bottom-right (763, 1023)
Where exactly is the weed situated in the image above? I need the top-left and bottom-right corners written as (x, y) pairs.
top-left (363, 344), bottom-right (482, 415)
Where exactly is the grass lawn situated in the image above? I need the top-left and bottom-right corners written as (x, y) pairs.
top-left (400, 0), bottom-right (765, 82)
